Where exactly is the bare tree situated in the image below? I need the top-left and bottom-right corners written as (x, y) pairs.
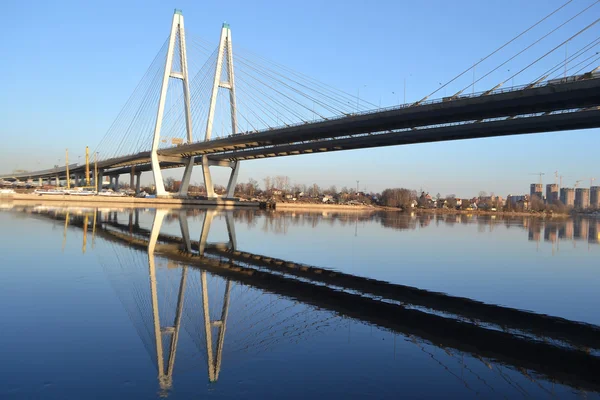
top-left (165, 177), bottom-right (176, 192)
top-left (263, 176), bottom-right (272, 193)
top-left (380, 188), bottom-right (415, 209)
top-left (445, 194), bottom-right (457, 208)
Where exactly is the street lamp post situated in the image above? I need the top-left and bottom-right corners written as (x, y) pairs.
top-left (94, 152), bottom-right (99, 192)
top-left (356, 85), bottom-right (366, 113)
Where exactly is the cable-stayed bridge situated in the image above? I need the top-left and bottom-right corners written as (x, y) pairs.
top-left (20, 206), bottom-right (600, 396)
top-left (2, 3), bottom-right (600, 197)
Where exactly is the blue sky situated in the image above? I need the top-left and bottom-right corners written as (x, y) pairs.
top-left (0, 0), bottom-right (598, 197)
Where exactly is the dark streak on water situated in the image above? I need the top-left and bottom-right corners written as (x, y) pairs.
top-left (0, 204), bottom-right (599, 399)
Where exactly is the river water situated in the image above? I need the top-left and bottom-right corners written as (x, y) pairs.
top-left (1, 204), bottom-right (599, 399)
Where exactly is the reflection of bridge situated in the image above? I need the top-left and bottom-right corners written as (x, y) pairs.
top-left (24, 206), bottom-right (600, 396)
top-left (3, 6), bottom-right (600, 198)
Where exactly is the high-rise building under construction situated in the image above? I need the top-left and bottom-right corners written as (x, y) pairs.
top-left (530, 183), bottom-right (543, 200)
top-left (575, 188), bottom-right (590, 209)
top-left (546, 184), bottom-right (559, 204)
top-left (560, 188), bottom-right (575, 207)
top-left (591, 186), bottom-right (600, 208)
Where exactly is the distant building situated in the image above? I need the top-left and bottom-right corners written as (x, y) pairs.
top-left (546, 184), bottom-right (559, 204)
top-left (530, 183), bottom-right (543, 200)
top-left (478, 195), bottom-right (503, 209)
top-left (590, 186), bottom-right (600, 209)
top-left (575, 188), bottom-right (590, 209)
top-left (560, 188), bottom-right (575, 207)
top-left (507, 194), bottom-right (529, 210)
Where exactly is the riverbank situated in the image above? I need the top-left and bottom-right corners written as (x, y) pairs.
top-left (409, 207), bottom-right (571, 218)
top-left (273, 202), bottom-right (572, 217)
top-left (2, 193), bottom-right (263, 209)
top-left (274, 202), bottom-right (377, 212)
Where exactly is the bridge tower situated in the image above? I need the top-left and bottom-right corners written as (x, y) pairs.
top-left (202, 23), bottom-right (239, 199)
top-left (150, 10), bottom-right (195, 197)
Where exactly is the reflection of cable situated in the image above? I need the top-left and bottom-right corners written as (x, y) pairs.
top-left (408, 337), bottom-right (481, 396)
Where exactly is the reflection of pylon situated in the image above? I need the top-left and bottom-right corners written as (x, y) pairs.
top-left (149, 208), bottom-right (233, 386)
top-left (198, 210), bottom-right (237, 255)
top-left (201, 272), bottom-right (231, 382)
top-left (148, 209), bottom-right (188, 395)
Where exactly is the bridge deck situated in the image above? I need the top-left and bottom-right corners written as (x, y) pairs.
top-left (3, 77), bottom-right (600, 181)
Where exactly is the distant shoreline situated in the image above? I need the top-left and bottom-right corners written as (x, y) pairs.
top-left (274, 202), bottom-right (376, 212)
top-left (409, 208), bottom-right (571, 218)
top-left (274, 202), bottom-right (579, 218)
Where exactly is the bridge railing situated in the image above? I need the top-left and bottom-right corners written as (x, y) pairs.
top-left (214, 74), bottom-right (600, 140)
top-left (0, 163), bottom-right (79, 180)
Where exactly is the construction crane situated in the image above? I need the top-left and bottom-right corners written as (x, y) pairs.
top-left (574, 180), bottom-right (583, 188)
top-left (529, 172), bottom-right (545, 185)
top-left (591, 177), bottom-right (596, 187)
top-left (554, 171), bottom-right (559, 185)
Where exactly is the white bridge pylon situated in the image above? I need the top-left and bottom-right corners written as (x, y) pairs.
top-left (151, 10), bottom-right (239, 198)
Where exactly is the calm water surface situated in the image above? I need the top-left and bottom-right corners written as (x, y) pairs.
top-left (1, 204), bottom-right (599, 399)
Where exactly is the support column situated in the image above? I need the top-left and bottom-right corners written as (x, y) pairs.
top-left (135, 172), bottom-right (142, 195)
top-left (225, 161), bottom-right (239, 198)
top-left (38, 177), bottom-right (42, 187)
top-left (114, 175), bottom-right (119, 191)
top-left (97, 170), bottom-right (104, 191)
top-left (55, 175), bottom-right (59, 187)
top-left (179, 158), bottom-right (194, 197)
top-left (130, 167), bottom-right (135, 192)
top-left (202, 158), bottom-right (215, 198)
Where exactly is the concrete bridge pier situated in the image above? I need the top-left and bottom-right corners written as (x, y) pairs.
top-left (55, 176), bottom-right (59, 187)
top-left (114, 175), bottom-right (120, 191)
top-left (135, 172), bottom-right (142, 195)
top-left (129, 171), bottom-right (135, 192)
top-left (97, 170), bottom-right (104, 191)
